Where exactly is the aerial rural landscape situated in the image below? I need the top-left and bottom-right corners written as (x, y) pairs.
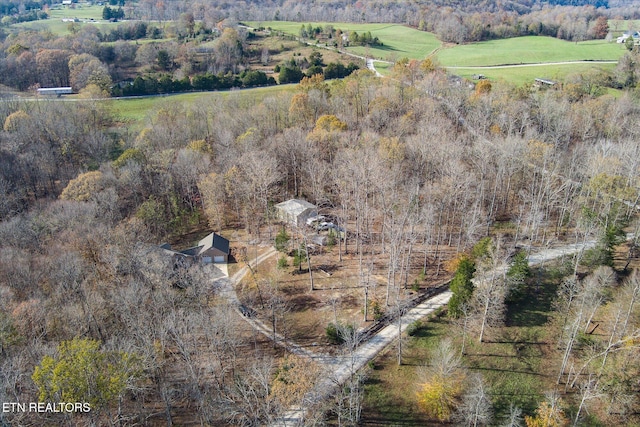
top-left (1, 0), bottom-right (640, 425)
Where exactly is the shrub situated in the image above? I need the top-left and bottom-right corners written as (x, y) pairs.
top-left (406, 320), bottom-right (421, 336)
top-left (292, 244), bottom-right (307, 267)
top-left (327, 229), bottom-right (336, 248)
top-left (325, 322), bottom-right (354, 344)
top-left (371, 300), bottom-right (385, 320)
top-left (275, 228), bottom-right (290, 252)
top-left (277, 255), bottom-right (289, 270)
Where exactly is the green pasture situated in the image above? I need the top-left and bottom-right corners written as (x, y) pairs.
top-left (451, 62), bottom-right (617, 86)
top-left (373, 61), bottom-right (393, 76)
top-left (47, 4), bottom-right (105, 20)
top-left (106, 84), bottom-right (298, 123)
top-left (11, 5), bottom-right (116, 35)
top-left (249, 21), bottom-right (442, 61)
top-left (435, 36), bottom-right (626, 67)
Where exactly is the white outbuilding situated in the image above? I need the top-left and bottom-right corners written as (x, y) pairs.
top-left (275, 199), bottom-right (318, 228)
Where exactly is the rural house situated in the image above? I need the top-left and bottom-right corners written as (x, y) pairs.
top-left (192, 232), bottom-right (230, 263)
top-left (160, 232), bottom-right (230, 264)
top-left (275, 199), bottom-right (318, 227)
top-left (617, 31), bottom-right (640, 43)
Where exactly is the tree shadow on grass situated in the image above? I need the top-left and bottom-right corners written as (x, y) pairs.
top-left (350, 44), bottom-right (401, 54)
top-left (410, 324), bottom-right (436, 339)
top-left (506, 268), bottom-right (562, 327)
top-left (469, 365), bottom-right (547, 377)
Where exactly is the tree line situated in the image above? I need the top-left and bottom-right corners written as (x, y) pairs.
top-left (130, 0), bottom-right (640, 43)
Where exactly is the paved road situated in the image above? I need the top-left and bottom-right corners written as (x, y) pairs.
top-left (266, 234), bottom-right (631, 425)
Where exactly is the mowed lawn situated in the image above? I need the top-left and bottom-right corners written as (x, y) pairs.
top-left (249, 21), bottom-right (442, 60)
top-left (436, 36), bottom-right (627, 67)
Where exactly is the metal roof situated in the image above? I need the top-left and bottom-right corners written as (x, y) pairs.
top-left (275, 199), bottom-right (317, 216)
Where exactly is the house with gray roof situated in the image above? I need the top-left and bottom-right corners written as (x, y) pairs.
top-left (275, 199), bottom-right (318, 228)
top-left (160, 232), bottom-right (230, 264)
top-left (193, 232), bottom-right (230, 263)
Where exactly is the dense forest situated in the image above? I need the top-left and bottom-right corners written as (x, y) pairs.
top-left (0, 0), bottom-right (639, 426)
top-left (1, 52), bottom-right (640, 424)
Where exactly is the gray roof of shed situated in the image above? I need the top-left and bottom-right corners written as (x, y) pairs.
top-left (275, 199), bottom-right (317, 216)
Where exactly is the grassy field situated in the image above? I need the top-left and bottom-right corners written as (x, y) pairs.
top-left (451, 62), bottom-right (617, 86)
top-left (435, 36), bottom-right (626, 67)
top-left (47, 4), bottom-right (105, 20)
top-left (248, 21), bottom-right (442, 61)
top-left (12, 4), bottom-right (117, 35)
top-left (106, 84), bottom-right (298, 123)
top-left (373, 61), bottom-right (393, 76)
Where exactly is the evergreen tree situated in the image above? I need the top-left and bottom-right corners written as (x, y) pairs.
top-left (448, 256), bottom-right (476, 318)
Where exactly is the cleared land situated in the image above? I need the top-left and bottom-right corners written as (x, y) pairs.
top-left (247, 23), bottom-right (626, 87)
top-left (106, 84), bottom-right (298, 123)
top-left (361, 262), bottom-right (567, 424)
top-left (361, 239), bottom-right (640, 425)
top-left (435, 36), bottom-right (626, 67)
top-left (451, 62), bottom-right (617, 86)
top-left (249, 21), bottom-right (442, 61)
top-left (12, 4), bottom-right (116, 35)
top-left (47, 4), bottom-right (105, 20)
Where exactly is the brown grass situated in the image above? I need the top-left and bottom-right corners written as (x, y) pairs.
top-left (235, 232), bottom-right (457, 354)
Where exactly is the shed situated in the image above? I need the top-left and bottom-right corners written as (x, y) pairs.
top-left (534, 78), bottom-right (556, 86)
top-left (275, 199), bottom-right (318, 228)
top-left (37, 87), bottom-right (73, 97)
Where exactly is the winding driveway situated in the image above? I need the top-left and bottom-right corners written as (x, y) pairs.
top-left (216, 235), bottom-right (618, 425)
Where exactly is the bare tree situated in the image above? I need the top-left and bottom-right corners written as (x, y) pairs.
top-left (573, 374), bottom-right (601, 427)
top-left (454, 373), bottom-right (493, 427)
top-left (501, 404), bottom-right (523, 427)
top-left (473, 238), bottom-right (510, 343)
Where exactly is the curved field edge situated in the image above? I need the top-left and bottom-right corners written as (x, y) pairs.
top-left (247, 21), bottom-right (442, 61)
top-left (451, 62), bottom-right (617, 86)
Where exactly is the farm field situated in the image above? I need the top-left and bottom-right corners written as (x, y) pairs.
top-left (373, 61), bottom-right (393, 76)
top-left (451, 62), bottom-right (617, 86)
top-left (435, 36), bottom-right (626, 67)
top-left (249, 21), bottom-right (442, 61)
top-left (106, 84), bottom-right (298, 123)
top-left (47, 4), bottom-right (105, 20)
top-left (12, 4), bottom-right (117, 35)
